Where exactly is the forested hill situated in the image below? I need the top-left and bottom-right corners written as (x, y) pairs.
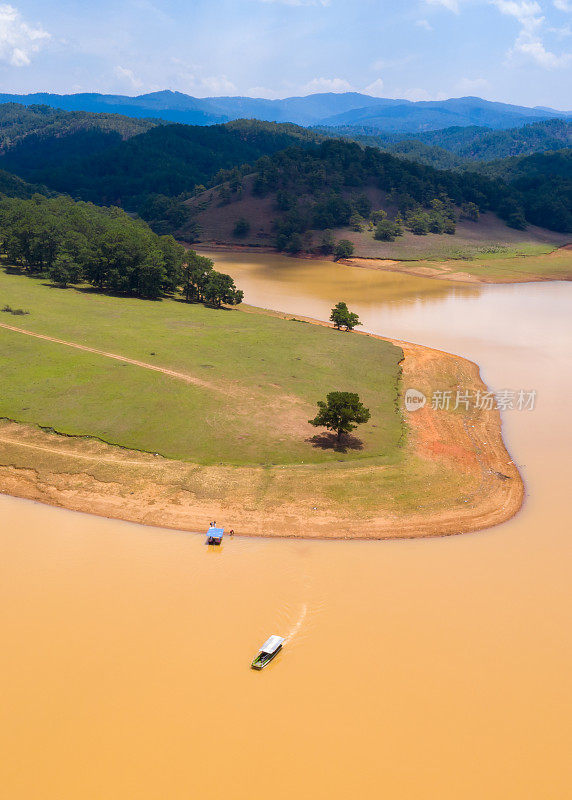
top-left (200, 139), bottom-right (571, 242)
top-left (417, 118), bottom-right (572, 161)
top-left (315, 118), bottom-right (572, 169)
top-left (0, 103), bottom-right (568, 238)
top-left (467, 149), bottom-right (572, 232)
top-left (0, 114), bottom-right (320, 232)
top-left (0, 168), bottom-right (48, 199)
top-left (0, 103), bottom-right (158, 150)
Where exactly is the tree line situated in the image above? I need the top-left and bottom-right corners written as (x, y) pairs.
top-left (314, 118), bottom-right (572, 166)
top-left (0, 194), bottom-right (243, 305)
top-left (225, 138), bottom-right (571, 239)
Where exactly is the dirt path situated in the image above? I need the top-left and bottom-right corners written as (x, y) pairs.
top-left (0, 322), bottom-right (216, 390)
top-left (0, 435), bottom-right (153, 467)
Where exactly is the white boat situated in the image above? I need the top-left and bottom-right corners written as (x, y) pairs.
top-left (251, 635), bottom-right (285, 670)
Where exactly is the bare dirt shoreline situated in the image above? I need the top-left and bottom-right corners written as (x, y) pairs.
top-left (0, 312), bottom-right (524, 539)
top-left (194, 241), bottom-right (572, 284)
top-left (346, 245), bottom-right (572, 284)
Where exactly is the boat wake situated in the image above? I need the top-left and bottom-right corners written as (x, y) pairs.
top-left (285, 603), bottom-right (308, 643)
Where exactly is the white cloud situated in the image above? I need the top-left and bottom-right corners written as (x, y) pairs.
top-left (247, 85), bottom-right (284, 99)
top-left (167, 59), bottom-right (238, 96)
top-left (416, 19), bottom-right (434, 30)
top-left (0, 4), bottom-right (49, 67)
top-left (492, 0), bottom-right (542, 29)
top-left (386, 87), bottom-right (448, 101)
top-left (364, 78), bottom-right (385, 96)
top-left (554, 0), bottom-right (571, 11)
top-left (513, 34), bottom-right (571, 64)
top-left (424, 0), bottom-right (460, 12)
top-left (302, 77), bottom-right (355, 93)
top-left (199, 75), bottom-right (236, 94)
top-left (492, 0), bottom-right (571, 67)
top-left (456, 76), bottom-right (490, 93)
top-left (115, 66), bottom-right (143, 90)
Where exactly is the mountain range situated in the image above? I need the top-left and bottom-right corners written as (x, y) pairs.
top-left (0, 91), bottom-right (570, 132)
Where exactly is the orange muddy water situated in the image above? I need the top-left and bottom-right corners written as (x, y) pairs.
top-left (1, 252), bottom-right (571, 800)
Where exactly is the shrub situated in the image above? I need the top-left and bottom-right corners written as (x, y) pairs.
top-left (374, 219), bottom-right (403, 241)
top-left (233, 218), bottom-right (251, 238)
top-left (334, 239), bottom-right (355, 260)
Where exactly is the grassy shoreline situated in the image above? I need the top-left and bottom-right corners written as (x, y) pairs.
top-left (0, 266), bottom-right (523, 538)
top-left (190, 242), bottom-right (572, 283)
top-left (0, 270), bottom-right (402, 467)
top-left (347, 243), bottom-right (572, 283)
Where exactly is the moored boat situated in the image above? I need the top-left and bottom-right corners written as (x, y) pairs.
top-left (251, 635), bottom-right (285, 670)
top-left (206, 526), bottom-right (224, 545)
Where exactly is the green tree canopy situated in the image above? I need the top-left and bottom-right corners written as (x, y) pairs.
top-left (0, 196), bottom-right (243, 307)
top-left (181, 251), bottom-right (214, 302)
top-left (374, 219), bottom-right (403, 241)
top-left (233, 217), bottom-right (250, 237)
top-left (334, 239), bottom-right (355, 261)
top-left (202, 271), bottom-right (244, 307)
top-left (309, 391), bottom-right (371, 443)
top-left (329, 301), bottom-right (361, 331)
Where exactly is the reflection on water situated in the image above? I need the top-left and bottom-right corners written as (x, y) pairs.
top-left (1, 253), bottom-right (571, 800)
top-left (202, 250), bottom-right (480, 318)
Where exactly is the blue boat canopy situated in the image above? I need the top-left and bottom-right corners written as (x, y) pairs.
top-left (260, 635), bottom-right (285, 654)
top-left (208, 527), bottom-right (224, 537)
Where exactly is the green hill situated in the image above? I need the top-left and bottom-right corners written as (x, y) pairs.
top-left (467, 149), bottom-right (572, 232)
top-left (0, 102), bottom-right (158, 149)
top-left (0, 110), bottom-right (320, 232)
top-left (315, 118), bottom-right (572, 168)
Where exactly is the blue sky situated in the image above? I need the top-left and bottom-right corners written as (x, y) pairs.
top-left (0, 1), bottom-right (570, 108)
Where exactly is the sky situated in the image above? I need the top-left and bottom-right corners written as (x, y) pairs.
top-left (0, 1), bottom-right (570, 109)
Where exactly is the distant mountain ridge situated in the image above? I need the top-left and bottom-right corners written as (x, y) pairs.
top-left (0, 91), bottom-right (569, 132)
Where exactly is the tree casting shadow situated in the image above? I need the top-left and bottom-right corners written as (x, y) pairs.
top-left (306, 432), bottom-right (364, 453)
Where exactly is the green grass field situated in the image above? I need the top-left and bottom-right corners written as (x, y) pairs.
top-left (438, 248), bottom-right (571, 280)
top-left (406, 245), bottom-right (571, 281)
top-left (0, 268), bottom-right (403, 466)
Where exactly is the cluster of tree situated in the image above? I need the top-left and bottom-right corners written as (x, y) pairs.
top-left (314, 119), bottom-right (572, 167)
top-left (0, 102), bottom-right (156, 151)
top-left (271, 189), bottom-right (368, 252)
top-left (365, 197), bottom-right (459, 240)
top-left (0, 194), bottom-right (243, 306)
top-left (244, 139), bottom-right (572, 235)
top-left (402, 197), bottom-right (456, 236)
top-left (468, 149), bottom-right (572, 233)
top-left (181, 250), bottom-right (244, 307)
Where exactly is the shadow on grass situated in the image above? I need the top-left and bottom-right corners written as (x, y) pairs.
top-left (172, 297), bottom-right (233, 310)
top-left (306, 432), bottom-right (364, 453)
top-left (3, 268), bottom-right (238, 308)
